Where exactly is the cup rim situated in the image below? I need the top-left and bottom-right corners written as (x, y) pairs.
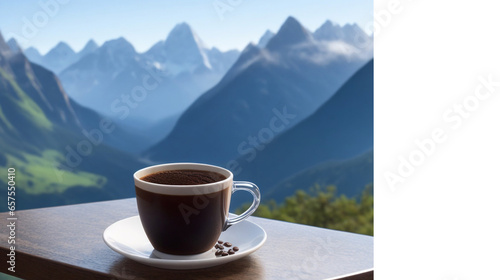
top-left (134, 162), bottom-right (233, 189)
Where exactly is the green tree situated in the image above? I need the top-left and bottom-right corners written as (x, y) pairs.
top-left (239, 184), bottom-right (373, 235)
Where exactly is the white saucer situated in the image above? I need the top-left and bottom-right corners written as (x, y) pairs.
top-left (103, 215), bottom-right (267, 270)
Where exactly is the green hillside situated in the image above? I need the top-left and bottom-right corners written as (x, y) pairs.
top-left (0, 67), bottom-right (106, 196)
top-left (0, 67), bottom-right (52, 130)
top-left (1, 150), bottom-right (105, 195)
top-left (0, 51), bottom-right (145, 210)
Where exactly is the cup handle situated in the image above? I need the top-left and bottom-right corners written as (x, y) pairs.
top-left (223, 181), bottom-right (261, 231)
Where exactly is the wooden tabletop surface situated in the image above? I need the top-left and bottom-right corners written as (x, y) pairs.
top-left (0, 198), bottom-right (373, 280)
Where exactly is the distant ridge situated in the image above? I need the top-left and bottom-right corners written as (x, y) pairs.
top-left (146, 17), bottom-right (372, 169)
top-left (235, 59), bottom-right (374, 202)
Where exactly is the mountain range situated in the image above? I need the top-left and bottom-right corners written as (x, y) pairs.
top-left (12, 18), bottom-right (372, 154)
top-left (146, 17), bottom-right (372, 166)
top-left (314, 20), bottom-right (373, 48)
top-left (0, 31), bottom-right (146, 210)
top-left (1, 16), bottom-right (373, 210)
top-left (59, 23), bottom-right (239, 120)
top-left (232, 59), bottom-right (374, 207)
top-left (55, 23), bottom-right (241, 147)
top-left (23, 40), bottom-right (99, 74)
top-left (264, 150), bottom-right (373, 204)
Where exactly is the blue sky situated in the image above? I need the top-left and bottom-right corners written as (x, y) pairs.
top-left (0, 0), bottom-right (372, 54)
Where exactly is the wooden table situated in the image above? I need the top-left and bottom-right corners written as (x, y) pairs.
top-left (0, 198), bottom-right (373, 280)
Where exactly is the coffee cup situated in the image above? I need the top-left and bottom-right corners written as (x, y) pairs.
top-left (134, 163), bottom-right (260, 255)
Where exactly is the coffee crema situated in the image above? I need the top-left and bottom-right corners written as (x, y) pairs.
top-left (140, 169), bottom-right (227, 185)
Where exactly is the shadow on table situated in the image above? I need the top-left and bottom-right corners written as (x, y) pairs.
top-left (107, 255), bottom-right (265, 280)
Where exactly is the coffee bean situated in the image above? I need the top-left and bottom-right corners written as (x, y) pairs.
top-left (215, 240), bottom-right (238, 256)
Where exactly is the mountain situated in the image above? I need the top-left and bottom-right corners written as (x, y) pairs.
top-left (262, 150), bottom-right (373, 204)
top-left (142, 22), bottom-right (238, 78)
top-left (257, 30), bottom-right (275, 48)
top-left (56, 37), bottom-right (163, 150)
top-left (59, 23), bottom-right (239, 122)
top-left (59, 37), bottom-right (142, 106)
top-left (205, 47), bottom-right (240, 74)
top-left (7, 38), bottom-right (21, 54)
top-left (4, 53), bottom-right (81, 130)
top-left (314, 20), bottom-right (372, 50)
top-left (0, 39), bottom-right (146, 210)
top-left (2, 38), bottom-right (145, 153)
top-left (41, 42), bottom-right (78, 74)
top-left (59, 36), bottom-right (194, 149)
top-left (340, 23), bottom-right (372, 48)
top-left (0, 32), bottom-right (11, 57)
top-left (20, 40), bottom-right (98, 74)
top-left (0, 35), bottom-right (83, 132)
top-left (58, 23), bottom-right (240, 148)
top-left (24, 47), bottom-right (43, 64)
top-left (78, 39), bottom-right (99, 59)
top-left (144, 22), bottom-right (211, 74)
top-left (313, 20), bottom-right (343, 41)
top-left (146, 17), bottom-right (372, 165)
top-left (266, 17), bottom-right (314, 51)
top-left (233, 59), bottom-right (374, 205)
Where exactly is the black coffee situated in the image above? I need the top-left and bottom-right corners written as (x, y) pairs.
top-left (136, 169), bottom-right (230, 255)
top-left (141, 169), bottom-right (226, 185)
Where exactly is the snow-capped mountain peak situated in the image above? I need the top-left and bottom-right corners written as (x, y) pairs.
top-left (166, 22), bottom-right (208, 50)
top-left (144, 22), bottom-right (212, 75)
